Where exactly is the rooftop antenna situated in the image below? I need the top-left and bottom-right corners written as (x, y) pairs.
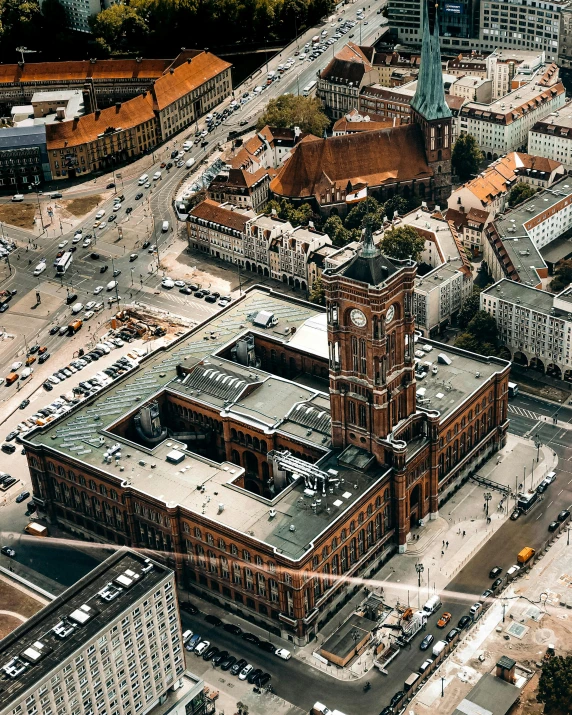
top-left (16, 46), bottom-right (37, 64)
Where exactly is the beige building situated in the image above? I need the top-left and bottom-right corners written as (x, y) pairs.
top-left (450, 76), bottom-right (493, 103)
top-left (317, 43), bottom-right (378, 119)
top-left (528, 100), bottom-right (572, 171)
top-left (187, 199), bottom-right (254, 264)
top-left (208, 167), bottom-right (273, 213)
top-left (0, 550), bottom-right (198, 715)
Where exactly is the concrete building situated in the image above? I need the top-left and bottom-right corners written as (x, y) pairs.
top-left (187, 200), bottom-right (254, 263)
top-left (40, 0), bottom-right (109, 34)
top-left (447, 207), bottom-right (491, 256)
top-left (0, 549), bottom-right (198, 715)
top-left (0, 124), bottom-right (51, 186)
top-left (317, 43), bottom-right (378, 119)
top-left (459, 79), bottom-right (566, 158)
top-left (450, 76), bottom-right (493, 103)
top-left (528, 100), bottom-right (572, 171)
top-left (481, 279), bottom-right (572, 382)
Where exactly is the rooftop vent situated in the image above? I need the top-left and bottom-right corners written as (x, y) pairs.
top-left (269, 509), bottom-right (277, 518)
top-left (98, 583), bottom-right (123, 602)
top-left (289, 524), bottom-right (296, 532)
top-left (52, 620), bottom-right (75, 639)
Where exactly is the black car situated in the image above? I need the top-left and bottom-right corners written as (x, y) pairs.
top-left (135, 192), bottom-right (143, 201)
top-left (43, 381), bottom-right (53, 391)
top-left (241, 632), bottom-right (260, 646)
top-left (1, 546), bottom-right (16, 558)
top-left (446, 628), bottom-right (460, 643)
top-left (5, 431), bottom-right (19, 442)
top-left (108, 214), bottom-right (117, 222)
top-left (15, 491), bottom-right (30, 503)
top-left (194, 291), bottom-right (204, 298)
top-left (205, 295), bottom-right (217, 303)
top-left (205, 614), bottom-right (223, 627)
top-left (126, 207), bottom-right (133, 214)
top-left (420, 634), bottom-right (434, 651)
top-left (223, 624), bottom-right (242, 636)
top-left (247, 668), bottom-right (263, 684)
top-left (212, 650), bottom-right (229, 666)
top-left (558, 510), bottom-right (571, 522)
top-left (3, 477), bottom-right (16, 488)
top-left (142, 240), bottom-right (151, 248)
top-left (230, 658), bottom-right (247, 675)
top-left (510, 509), bottom-right (520, 521)
top-left (1, 444), bottom-right (16, 454)
top-left (211, 291), bottom-right (220, 299)
top-left (19, 399), bottom-right (30, 409)
top-left (0, 304), bottom-right (8, 313)
top-left (537, 482), bottom-right (548, 493)
top-left (106, 182), bottom-right (115, 189)
top-left (166, 162), bottom-right (173, 169)
top-left (69, 246), bottom-right (77, 253)
top-left (489, 566), bottom-right (502, 578)
top-left (458, 615), bottom-right (471, 630)
top-left (220, 655), bottom-right (236, 671)
top-left (481, 589), bottom-right (494, 600)
top-left (171, 150), bottom-right (178, 159)
top-left (380, 708), bottom-right (394, 715)
top-left (179, 287), bottom-right (192, 294)
top-left (188, 283), bottom-right (199, 291)
top-left (491, 577), bottom-right (503, 591)
top-left (202, 646), bottom-right (219, 661)
top-left (256, 672), bottom-right (271, 688)
top-left (202, 289), bottom-right (211, 296)
top-left (39, 353), bottom-right (50, 364)
top-left (66, 293), bottom-right (78, 305)
top-left (100, 265), bottom-right (109, 273)
top-left (29, 344), bottom-right (40, 354)
top-left (90, 253), bottom-right (100, 260)
top-left (113, 269), bottom-right (121, 277)
top-left (49, 326), bottom-right (60, 335)
top-left (258, 641), bottom-right (275, 654)
top-left (390, 692), bottom-right (405, 709)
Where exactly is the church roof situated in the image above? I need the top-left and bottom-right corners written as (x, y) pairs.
top-left (410, 0), bottom-right (451, 122)
top-left (269, 123), bottom-right (432, 201)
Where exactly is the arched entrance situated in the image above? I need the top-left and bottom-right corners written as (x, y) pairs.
top-left (409, 483), bottom-right (422, 530)
top-left (546, 363), bottom-right (562, 380)
top-left (513, 351), bottom-right (528, 366)
top-left (243, 450), bottom-right (258, 475)
top-left (530, 357), bottom-right (545, 373)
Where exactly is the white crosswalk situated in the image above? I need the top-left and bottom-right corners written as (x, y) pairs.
top-left (508, 405), bottom-right (543, 420)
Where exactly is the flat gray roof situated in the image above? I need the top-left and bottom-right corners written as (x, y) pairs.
top-left (452, 672), bottom-right (521, 715)
top-left (482, 279), bottom-right (572, 319)
top-left (0, 550), bottom-right (169, 713)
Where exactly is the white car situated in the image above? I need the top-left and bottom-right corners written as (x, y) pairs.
top-left (112, 338), bottom-right (124, 347)
top-left (113, 203), bottom-right (122, 211)
top-left (83, 238), bottom-right (91, 247)
top-left (58, 240), bottom-right (68, 248)
top-left (238, 664), bottom-right (253, 680)
top-left (94, 302), bottom-right (104, 311)
top-left (98, 222), bottom-right (107, 230)
top-left (83, 311), bottom-right (94, 320)
top-left (162, 278), bottom-right (175, 289)
top-left (201, 130), bottom-right (208, 137)
top-left (108, 295), bottom-right (121, 305)
top-left (174, 280), bottom-right (186, 287)
top-left (85, 301), bottom-right (96, 310)
top-left (10, 361), bottom-right (23, 371)
top-left (94, 286), bottom-right (103, 294)
top-left (144, 182), bottom-right (151, 188)
top-left (106, 281), bottom-right (117, 291)
top-left (274, 648), bottom-right (291, 660)
top-left (194, 640), bottom-right (210, 656)
top-left (72, 234), bottom-right (82, 243)
top-left (20, 367), bottom-right (33, 379)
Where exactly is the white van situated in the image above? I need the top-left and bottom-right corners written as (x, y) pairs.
top-left (153, 171), bottom-right (162, 181)
top-left (162, 220), bottom-right (169, 232)
top-left (274, 648), bottom-right (291, 660)
top-left (423, 595), bottom-right (442, 616)
top-left (185, 158), bottom-right (195, 169)
top-left (432, 640), bottom-right (447, 658)
top-left (12, 194), bottom-right (24, 202)
top-left (469, 602), bottom-right (482, 621)
top-left (33, 262), bottom-right (46, 276)
top-left (106, 281), bottom-right (117, 291)
top-left (183, 141), bottom-right (192, 151)
top-left (71, 302), bottom-right (84, 314)
top-left (138, 174), bottom-right (149, 185)
top-left (194, 640), bottom-right (210, 656)
top-left (95, 209), bottom-right (106, 220)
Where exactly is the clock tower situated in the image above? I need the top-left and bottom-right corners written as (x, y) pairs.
top-left (322, 219), bottom-right (417, 461)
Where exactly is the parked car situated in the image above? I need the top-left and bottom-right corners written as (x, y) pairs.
top-left (1, 546), bottom-right (16, 557)
top-left (437, 612), bottom-right (451, 628)
top-left (194, 641), bottom-right (210, 656)
top-left (247, 668), bottom-right (263, 684)
top-left (390, 692), bottom-right (406, 709)
top-left (274, 648), bottom-right (291, 660)
top-left (420, 634), bottom-right (434, 651)
top-left (418, 658), bottom-right (434, 674)
top-left (545, 471), bottom-right (557, 484)
top-left (558, 510), bottom-right (571, 522)
top-left (510, 509), bottom-right (520, 521)
top-left (223, 624), bottom-right (242, 636)
top-left (205, 614), bottom-right (223, 627)
top-left (202, 646), bottom-right (219, 661)
top-left (489, 566), bottom-right (502, 578)
top-left (19, 399), bottom-right (30, 409)
top-left (241, 632), bottom-right (260, 646)
top-left (212, 650), bottom-right (229, 667)
top-left (258, 641), bottom-right (275, 654)
top-left (15, 491), bottom-right (30, 503)
top-left (491, 577), bottom-right (504, 591)
top-left (1, 444), bottom-right (16, 454)
top-left (548, 521), bottom-right (559, 532)
top-left (220, 655), bottom-right (237, 671)
top-left (230, 658), bottom-right (247, 676)
top-left (238, 664), bottom-right (253, 681)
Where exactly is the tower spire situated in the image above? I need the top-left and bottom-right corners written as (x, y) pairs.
top-left (360, 212), bottom-right (378, 259)
top-left (410, 0), bottom-right (451, 121)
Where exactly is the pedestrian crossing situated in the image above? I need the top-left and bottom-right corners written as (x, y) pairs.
top-left (508, 405), bottom-right (542, 421)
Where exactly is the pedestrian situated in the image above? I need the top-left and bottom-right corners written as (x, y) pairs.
top-left (462, 530), bottom-right (466, 537)
top-left (446, 541), bottom-right (449, 548)
top-left (442, 539), bottom-right (445, 547)
top-left (441, 550), bottom-right (444, 557)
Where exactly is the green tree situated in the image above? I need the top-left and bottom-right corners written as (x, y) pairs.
top-left (383, 195), bottom-right (410, 220)
top-left (256, 94), bottom-right (329, 137)
top-left (323, 215), bottom-right (351, 247)
top-left (344, 197), bottom-right (380, 230)
top-left (455, 310), bottom-right (499, 356)
top-left (508, 181), bottom-right (536, 207)
top-left (90, 3), bottom-right (149, 50)
top-left (379, 225), bottom-right (425, 262)
top-left (550, 259), bottom-right (572, 293)
top-left (538, 656), bottom-right (572, 714)
top-left (264, 198), bottom-right (314, 227)
top-left (452, 133), bottom-right (484, 182)
top-left (0, 0), bottom-right (42, 53)
top-left (457, 290), bottom-right (481, 329)
top-left (309, 274), bottom-right (325, 305)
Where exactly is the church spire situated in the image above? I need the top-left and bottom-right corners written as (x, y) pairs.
top-left (410, 0), bottom-right (451, 122)
top-left (360, 211), bottom-right (378, 259)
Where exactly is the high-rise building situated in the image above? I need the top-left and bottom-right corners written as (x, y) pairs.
top-left (0, 550), bottom-right (194, 715)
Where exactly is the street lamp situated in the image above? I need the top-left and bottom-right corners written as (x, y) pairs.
top-left (534, 434), bottom-right (542, 463)
top-left (484, 492), bottom-right (492, 518)
top-left (441, 676), bottom-right (445, 697)
top-left (415, 562), bottom-right (424, 609)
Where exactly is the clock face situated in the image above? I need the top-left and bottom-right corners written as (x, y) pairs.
top-left (350, 309), bottom-right (367, 328)
top-left (385, 305), bottom-right (395, 324)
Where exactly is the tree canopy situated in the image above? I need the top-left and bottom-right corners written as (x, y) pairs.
top-left (256, 94), bottom-right (330, 137)
top-left (455, 310), bottom-right (500, 357)
top-left (264, 198), bottom-right (316, 227)
top-left (309, 275), bottom-right (325, 305)
top-left (550, 259), bottom-right (572, 293)
top-left (457, 290), bottom-right (481, 329)
top-left (508, 181), bottom-right (536, 207)
top-left (379, 225), bottom-right (425, 262)
top-left (452, 133), bottom-right (483, 182)
top-left (538, 656), bottom-right (572, 714)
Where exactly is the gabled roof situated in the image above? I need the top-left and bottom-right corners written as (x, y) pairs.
top-left (320, 42), bottom-right (373, 84)
top-left (152, 52), bottom-right (231, 111)
top-left (270, 124), bottom-right (432, 200)
top-left (45, 93), bottom-right (155, 150)
top-left (189, 199), bottom-right (252, 232)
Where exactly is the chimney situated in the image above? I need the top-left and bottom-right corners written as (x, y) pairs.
top-left (170, 68), bottom-right (175, 74)
top-left (115, 102), bottom-right (121, 112)
top-left (496, 656), bottom-right (516, 684)
top-left (95, 109), bottom-right (101, 119)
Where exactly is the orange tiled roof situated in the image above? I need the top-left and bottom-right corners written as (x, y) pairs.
top-left (189, 199), bottom-right (251, 231)
top-left (45, 93), bottom-right (156, 150)
top-left (0, 59), bottom-right (170, 85)
top-left (333, 117), bottom-right (396, 132)
top-left (152, 52), bottom-right (231, 111)
top-left (270, 124), bottom-right (431, 200)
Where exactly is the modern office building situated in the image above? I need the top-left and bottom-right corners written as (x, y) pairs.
top-left (0, 550), bottom-right (200, 715)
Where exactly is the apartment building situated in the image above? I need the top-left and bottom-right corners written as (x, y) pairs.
top-left (243, 213), bottom-right (294, 276)
top-left (447, 207), bottom-right (491, 256)
top-left (317, 43), bottom-right (378, 119)
top-left (187, 200), bottom-right (254, 263)
top-left (528, 100), bottom-right (572, 171)
top-left (481, 279), bottom-right (572, 381)
top-left (448, 152), bottom-right (565, 221)
top-left (450, 76), bottom-right (493, 103)
top-left (208, 167), bottom-right (272, 213)
top-left (0, 550), bottom-right (198, 715)
top-left (39, 0), bottom-right (111, 34)
top-left (459, 79), bottom-right (565, 158)
top-left (269, 225), bottom-right (331, 291)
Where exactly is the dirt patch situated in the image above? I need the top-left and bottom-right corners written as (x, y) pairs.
top-left (0, 202), bottom-right (36, 229)
top-left (0, 575), bottom-right (46, 639)
top-left (64, 195), bottom-right (102, 217)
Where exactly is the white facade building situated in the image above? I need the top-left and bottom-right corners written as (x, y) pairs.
top-left (528, 100), bottom-right (572, 171)
top-left (0, 550), bottom-right (192, 715)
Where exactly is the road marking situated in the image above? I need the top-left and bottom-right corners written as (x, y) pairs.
top-left (548, 501), bottom-right (553, 508)
top-left (559, 489), bottom-right (564, 496)
top-left (536, 512), bottom-right (544, 520)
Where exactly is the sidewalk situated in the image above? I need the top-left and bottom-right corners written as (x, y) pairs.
top-left (204, 676), bottom-right (305, 715)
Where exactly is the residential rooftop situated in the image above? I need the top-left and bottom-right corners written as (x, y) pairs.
top-left (0, 550), bottom-right (169, 713)
top-left (483, 279), bottom-right (572, 319)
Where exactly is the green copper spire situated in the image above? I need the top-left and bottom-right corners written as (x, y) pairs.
top-left (410, 0), bottom-right (451, 121)
top-left (360, 212), bottom-right (378, 259)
